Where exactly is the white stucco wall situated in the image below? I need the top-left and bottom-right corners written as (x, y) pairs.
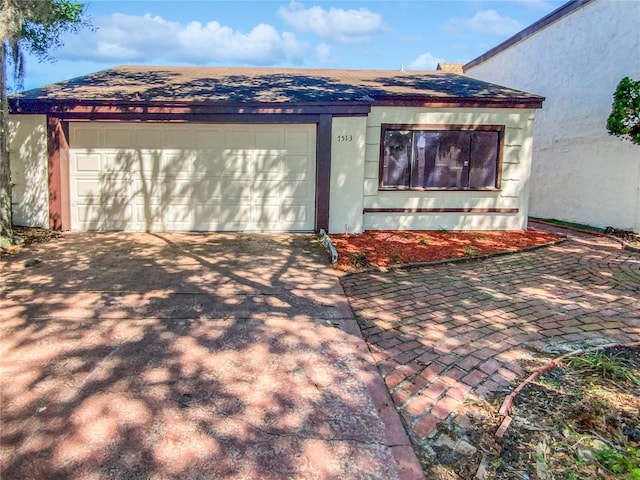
top-left (329, 116), bottom-right (367, 233)
top-left (361, 107), bottom-right (535, 231)
top-left (466, 0), bottom-right (640, 232)
top-left (8, 115), bottom-right (49, 228)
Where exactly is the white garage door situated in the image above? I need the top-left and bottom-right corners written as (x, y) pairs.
top-left (69, 123), bottom-right (316, 232)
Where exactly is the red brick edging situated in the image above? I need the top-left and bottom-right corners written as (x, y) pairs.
top-left (494, 340), bottom-right (640, 440)
top-left (340, 237), bottom-right (567, 277)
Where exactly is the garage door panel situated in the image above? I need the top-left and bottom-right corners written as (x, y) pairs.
top-left (74, 178), bottom-right (132, 198)
top-left (104, 129), bottom-right (132, 149)
top-left (136, 152), bottom-right (164, 173)
top-left (220, 152), bottom-right (253, 174)
top-left (255, 155), bottom-right (284, 176)
top-left (70, 123), bottom-right (316, 232)
top-left (215, 205), bottom-right (252, 229)
top-left (163, 152), bottom-right (195, 175)
top-left (132, 178), bottom-right (193, 203)
top-left (135, 205), bottom-right (191, 224)
top-left (285, 131), bottom-right (312, 149)
top-left (281, 205), bottom-right (309, 223)
top-left (135, 129), bottom-right (164, 148)
top-left (72, 127), bottom-right (102, 148)
top-left (283, 155), bottom-right (311, 175)
top-left (255, 155), bottom-right (310, 179)
top-left (76, 204), bottom-right (133, 230)
top-left (255, 131), bottom-right (284, 149)
top-left (285, 181), bottom-right (311, 199)
top-left (163, 129), bottom-right (194, 149)
top-left (250, 180), bottom-right (310, 200)
top-left (253, 205), bottom-right (280, 224)
top-left (226, 131), bottom-right (252, 149)
top-left (194, 152), bottom-right (249, 177)
top-left (74, 154), bottom-right (101, 174)
top-left (103, 152), bottom-right (137, 172)
top-left (194, 130), bottom-right (225, 147)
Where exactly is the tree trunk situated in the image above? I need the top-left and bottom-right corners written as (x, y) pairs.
top-left (0, 41), bottom-right (14, 247)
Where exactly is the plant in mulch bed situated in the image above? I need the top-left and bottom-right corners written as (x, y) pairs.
top-left (349, 252), bottom-right (370, 268)
top-left (388, 253), bottom-right (402, 264)
top-left (481, 347), bottom-right (640, 480)
top-left (463, 245), bottom-right (478, 257)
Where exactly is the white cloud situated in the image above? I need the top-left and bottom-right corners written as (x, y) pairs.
top-left (314, 43), bottom-right (339, 65)
top-left (509, 0), bottom-right (557, 11)
top-left (57, 13), bottom-right (306, 65)
top-left (446, 10), bottom-right (524, 37)
top-left (278, 1), bottom-right (385, 44)
top-left (408, 52), bottom-right (444, 70)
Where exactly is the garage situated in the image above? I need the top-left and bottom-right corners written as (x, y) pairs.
top-left (9, 66), bottom-right (544, 233)
top-left (69, 122), bottom-right (316, 232)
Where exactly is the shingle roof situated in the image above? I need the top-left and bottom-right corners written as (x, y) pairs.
top-left (12, 65), bottom-right (543, 106)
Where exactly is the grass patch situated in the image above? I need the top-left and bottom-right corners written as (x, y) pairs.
top-left (595, 445), bottom-right (640, 478)
top-left (463, 346), bottom-right (640, 480)
top-left (530, 217), bottom-right (604, 233)
top-left (566, 350), bottom-right (639, 384)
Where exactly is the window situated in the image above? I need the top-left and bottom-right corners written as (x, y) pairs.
top-left (380, 125), bottom-right (503, 190)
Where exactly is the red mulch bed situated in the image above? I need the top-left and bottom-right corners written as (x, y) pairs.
top-left (331, 229), bottom-right (561, 271)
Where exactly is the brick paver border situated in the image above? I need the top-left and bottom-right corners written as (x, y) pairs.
top-left (341, 226), bottom-right (640, 449)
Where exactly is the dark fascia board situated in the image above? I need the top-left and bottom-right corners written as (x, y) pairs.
top-left (8, 98), bottom-right (372, 117)
top-left (463, 0), bottom-right (595, 71)
top-left (9, 95), bottom-right (543, 117)
top-left (373, 96), bottom-right (544, 109)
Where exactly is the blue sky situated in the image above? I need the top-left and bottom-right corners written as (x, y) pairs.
top-left (18, 0), bottom-right (565, 91)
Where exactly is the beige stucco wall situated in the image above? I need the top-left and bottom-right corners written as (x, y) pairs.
top-left (8, 115), bottom-right (49, 228)
top-left (9, 110), bottom-right (535, 233)
top-left (360, 106), bottom-right (535, 230)
top-left (466, 0), bottom-right (640, 232)
top-left (329, 116), bottom-right (367, 233)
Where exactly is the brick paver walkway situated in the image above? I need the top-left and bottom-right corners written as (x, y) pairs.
top-left (341, 225), bottom-right (640, 445)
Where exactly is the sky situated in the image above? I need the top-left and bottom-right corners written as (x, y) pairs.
top-left (16, 0), bottom-right (566, 92)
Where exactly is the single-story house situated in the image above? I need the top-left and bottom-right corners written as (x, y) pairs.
top-left (464, 0), bottom-right (640, 233)
top-left (9, 66), bottom-right (543, 233)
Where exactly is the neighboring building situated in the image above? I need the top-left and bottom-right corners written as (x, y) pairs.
top-left (436, 63), bottom-right (465, 74)
top-left (9, 66), bottom-right (542, 233)
top-left (465, 0), bottom-right (640, 232)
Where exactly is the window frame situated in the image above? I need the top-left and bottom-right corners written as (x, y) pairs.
top-left (378, 123), bottom-right (505, 191)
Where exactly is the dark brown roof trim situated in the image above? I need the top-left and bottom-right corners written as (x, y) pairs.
top-left (9, 99), bottom-right (372, 116)
top-left (364, 208), bottom-right (518, 214)
top-left (373, 97), bottom-right (543, 109)
top-left (464, 0), bottom-right (595, 71)
top-left (10, 95), bottom-right (543, 116)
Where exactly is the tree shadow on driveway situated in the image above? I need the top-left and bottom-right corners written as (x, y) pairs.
top-left (1, 233), bottom-right (414, 479)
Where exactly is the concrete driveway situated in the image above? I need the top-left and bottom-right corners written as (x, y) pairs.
top-left (1, 233), bottom-right (422, 480)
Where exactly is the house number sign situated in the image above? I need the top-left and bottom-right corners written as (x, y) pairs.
top-left (337, 134), bottom-right (353, 142)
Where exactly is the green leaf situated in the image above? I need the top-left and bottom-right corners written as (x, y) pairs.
top-left (607, 76), bottom-right (640, 145)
